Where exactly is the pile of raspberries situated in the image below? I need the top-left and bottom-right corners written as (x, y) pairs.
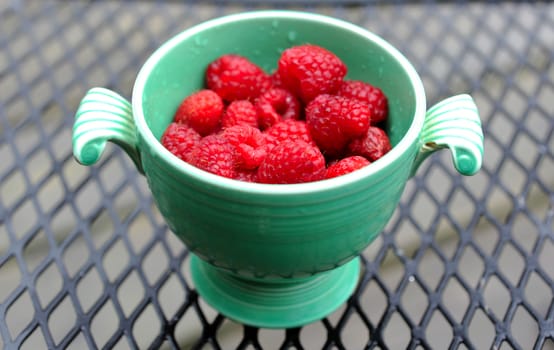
top-left (161, 44), bottom-right (391, 184)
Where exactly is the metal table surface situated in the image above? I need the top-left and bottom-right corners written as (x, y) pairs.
top-left (0, 1), bottom-right (553, 349)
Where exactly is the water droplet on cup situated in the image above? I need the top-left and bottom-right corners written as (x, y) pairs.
top-left (269, 20), bottom-right (280, 36)
top-left (287, 31), bottom-right (297, 42)
top-left (194, 36), bottom-right (207, 47)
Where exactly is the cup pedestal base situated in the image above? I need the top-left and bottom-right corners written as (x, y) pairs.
top-left (190, 255), bottom-right (361, 328)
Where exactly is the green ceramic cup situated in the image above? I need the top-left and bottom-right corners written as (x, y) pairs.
top-left (72, 11), bottom-right (483, 328)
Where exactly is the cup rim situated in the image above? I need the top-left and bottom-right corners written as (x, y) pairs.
top-left (132, 10), bottom-right (426, 195)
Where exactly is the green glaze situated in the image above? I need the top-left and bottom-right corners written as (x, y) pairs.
top-left (72, 11), bottom-right (484, 328)
top-left (413, 94), bottom-right (483, 176)
top-left (191, 255), bottom-right (360, 328)
top-left (73, 87), bottom-right (143, 173)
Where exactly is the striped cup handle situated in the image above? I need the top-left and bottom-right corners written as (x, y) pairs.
top-left (72, 87), bottom-right (143, 174)
top-left (411, 94), bottom-right (484, 176)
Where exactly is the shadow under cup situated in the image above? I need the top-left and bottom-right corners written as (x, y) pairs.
top-left (132, 11), bottom-right (425, 327)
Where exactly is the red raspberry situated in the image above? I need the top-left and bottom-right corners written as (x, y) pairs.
top-left (264, 119), bottom-right (315, 152)
top-left (270, 70), bottom-right (285, 89)
top-left (221, 100), bottom-right (258, 129)
top-left (235, 169), bottom-right (258, 183)
top-left (305, 94), bottom-right (371, 158)
top-left (161, 122), bottom-right (201, 161)
top-left (188, 134), bottom-right (236, 179)
top-left (256, 88), bottom-right (301, 130)
top-left (348, 126), bottom-right (392, 161)
top-left (337, 80), bottom-right (388, 123)
top-left (277, 44), bottom-right (347, 103)
top-left (326, 156), bottom-right (370, 179)
top-left (221, 125), bottom-right (266, 170)
top-left (257, 140), bottom-right (326, 184)
top-left (174, 89), bottom-right (223, 136)
top-left (206, 54), bottom-right (272, 102)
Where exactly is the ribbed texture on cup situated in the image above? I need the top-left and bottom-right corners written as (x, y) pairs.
top-left (141, 137), bottom-right (416, 278)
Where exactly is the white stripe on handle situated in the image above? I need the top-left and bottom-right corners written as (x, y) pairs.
top-left (72, 87), bottom-right (143, 173)
top-left (413, 94), bottom-right (484, 176)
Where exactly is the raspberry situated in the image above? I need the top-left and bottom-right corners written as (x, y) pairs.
top-left (206, 54), bottom-right (272, 102)
top-left (264, 119), bottom-right (315, 151)
top-left (161, 122), bottom-right (201, 161)
top-left (221, 125), bottom-right (266, 170)
top-left (255, 88), bottom-right (301, 130)
top-left (221, 100), bottom-right (258, 129)
top-left (348, 126), bottom-right (392, 161)
top-left (326, 156), bottom-right (371, 179)
top-left (305, 94), bottom-right (371, 158)
top-left (277, 44), bottom-right (347, 103)
top-left (164, 45), bottom-right (393, 183)
top-left (257, 140), bottom-right (326, 184)
top-left (235, 169), bottom-right (258, 183)
top-left (337, 80), bottom-right (388, 123)
top-left (174, 89), bottom-right (223, 136)
top-left (188, 134), bottom-right (236, 179)
top-left (270, 70), bottom-right (285, 89)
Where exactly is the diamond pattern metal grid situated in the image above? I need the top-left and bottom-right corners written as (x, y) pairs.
top-left (0, 1), bottom-right (553, 349)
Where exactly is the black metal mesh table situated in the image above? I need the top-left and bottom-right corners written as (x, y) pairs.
top-left (1, 1), bottom-right (553, 349)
